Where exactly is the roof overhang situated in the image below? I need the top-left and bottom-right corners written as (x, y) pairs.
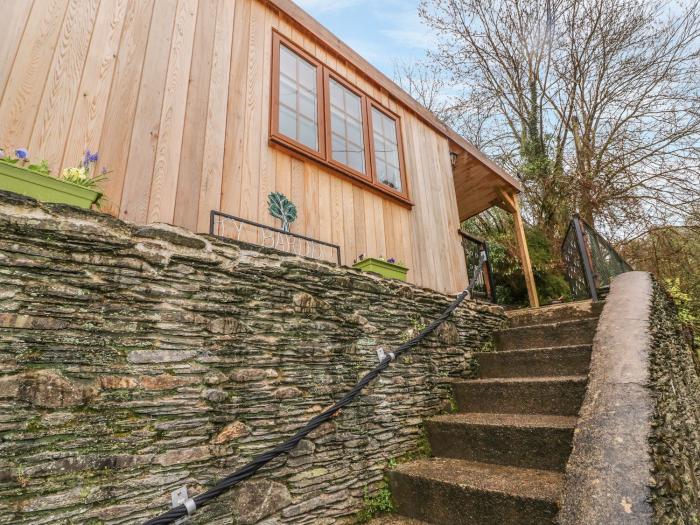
top-left (450, 141), bottom-right (522, 221)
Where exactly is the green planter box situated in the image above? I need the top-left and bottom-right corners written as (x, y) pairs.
top-left (353, 258), bottom-right (408, 281)
top-left (0, 161), bottom-right (101, 209)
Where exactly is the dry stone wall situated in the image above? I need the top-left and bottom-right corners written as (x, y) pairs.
top-left (0, 191), bottom-right (505, 525)
top-left (649, 282), bottom-right (700, 524)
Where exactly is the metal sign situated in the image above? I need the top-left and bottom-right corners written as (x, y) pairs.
top-left (209, 210), bottom-right (341, 265)
top-left (267, 192), bottom-right (297, 232)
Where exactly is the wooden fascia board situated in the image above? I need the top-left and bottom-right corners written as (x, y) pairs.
top-left (265, 0), bottom-right (523, 193)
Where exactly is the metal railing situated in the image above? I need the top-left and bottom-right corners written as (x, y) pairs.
top-left (459, 230), bottom-right (496, 303)
top-left (561, 215), bottom-right (633, 301)
top-left (209, 210), bottom-right (341, 265)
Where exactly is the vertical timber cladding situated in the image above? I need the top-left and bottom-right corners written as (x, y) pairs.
top-left (0, 0), bottom-right (467, 294)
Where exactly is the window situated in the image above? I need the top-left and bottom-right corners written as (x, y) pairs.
top-left (327, 76), bottom-right (369, 178)
top-left (270, 32), bottom-right (409, 204)
top-left (371, 106), bottom-right (402, 192)
top-left (271, 34), bottom-right (324, 156)
top-left (278, 44), bottom-right (319, 150)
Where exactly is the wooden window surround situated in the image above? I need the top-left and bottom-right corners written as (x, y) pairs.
top-left (367, 102), bottom-right (409, 200)
top-left (270, 33), bottom-right (326, 160)
top-left (270, 31), bottom-right (411, 206)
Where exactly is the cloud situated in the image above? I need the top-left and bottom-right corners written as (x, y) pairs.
top-left (377, 7), bottom-right (435, 50)
top-left (381, 28), bottom-right (436, 50)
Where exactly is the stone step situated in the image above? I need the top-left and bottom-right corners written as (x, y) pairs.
top-left (453, 376), bottom-right (588, 416)
top-left (367, 515), bottom-right (431, 525)
top-left (477, 345), bottom-right (592, 378)
top-left (495, 318), bottom-right (599, 351)
top-left (426, 412), bottom-right (576, 471)
top-left (388, 458), bottom-right (563, 525)
top-left (506, 300), bottom-right (603, 328)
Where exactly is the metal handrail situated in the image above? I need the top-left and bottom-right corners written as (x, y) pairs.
top-left (143, 284), bottom-right (474, 524)
top-left (458, 230), bottom-right (497, 303)
top-left (561, 214), bottom-right (632, 301)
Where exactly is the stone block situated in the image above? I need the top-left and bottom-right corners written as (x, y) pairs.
top-left (212, 421), bottom-right (250, 444)
top-left (16, 370), bottom-right (98, 408)
top-left (231, 480), bottom-right (293, 524)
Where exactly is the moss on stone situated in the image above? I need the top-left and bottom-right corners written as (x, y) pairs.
top-left (355, 482), bottom-right (395, 523)
top-left (649, 280), bottom-right (700, 524)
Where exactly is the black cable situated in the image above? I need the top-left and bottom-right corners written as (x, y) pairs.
top-left (143, 288), bottom-right (470, 525)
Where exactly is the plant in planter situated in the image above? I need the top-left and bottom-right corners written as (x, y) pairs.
top-left (352, 254), bottom-right (409, 281)
top-left (0, 147), bottom-right (106, 209)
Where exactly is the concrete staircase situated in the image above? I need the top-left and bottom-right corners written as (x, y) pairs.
top-left (371, 301), bottom-right (603, 525)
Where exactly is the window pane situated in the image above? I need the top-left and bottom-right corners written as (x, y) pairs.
top-left (279, 105), bottom-right (296, 139)
top-left (332, 133), bottom-right (347, 165)
top-left (345, 90), bottom-right (361, 119)
top-left (280, 46), bottom-right (297, 81)
top-left (329, 79), bottom-right (366, 174)
top-left (299, 117), bottom-right (318, 150)
top-left (385, 165), bottom-right (401, 190)
top-left (279, 75), bottom-right (296, 110)
top-left (348, 150), bottom-right (364, 173)
top-left (298, 91), bottom-right (316, 120)
top-left (385, 146), bottom-right (400, 170)
top-left (298, 60), bottom-right (316, 90)
top-left (277, 44), bottom-right (318, 150)
top-left (372, 107), bottom-right (401, 191)
top-left (347, 120), bottom-right (363, 145)
top-left (331, 108), bottom-right (345, 134)
top-left (376, 160), bottom-right (387, 185)
top-left (330, 82), bottom-right (344, 108)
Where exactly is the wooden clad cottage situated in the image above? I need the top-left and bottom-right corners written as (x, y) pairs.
top-left (0, 0), bottom-right (537, 303)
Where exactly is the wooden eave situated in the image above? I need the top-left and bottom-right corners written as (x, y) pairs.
top-left (266, 0), bottom-right (523, 214)
top-left (451, 146), bottom-right (522, 221)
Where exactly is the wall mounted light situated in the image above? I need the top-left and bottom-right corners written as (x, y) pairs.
top-left (450, 151), bottom-right (458, 168)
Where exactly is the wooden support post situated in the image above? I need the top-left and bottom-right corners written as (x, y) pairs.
top-left (501, 191), bottom-right (539, 308)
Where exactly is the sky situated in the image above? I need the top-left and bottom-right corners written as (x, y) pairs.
top-left (294, 0), bottom-right (432, 77)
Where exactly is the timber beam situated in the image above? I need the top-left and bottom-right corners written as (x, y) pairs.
top-left (499, 191), bottom-right (539, 308)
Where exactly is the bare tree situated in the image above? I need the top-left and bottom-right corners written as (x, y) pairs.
top-left (393, 59), bottom-right (453, 120)
top-left (412, 0), bottom-right (700, 244)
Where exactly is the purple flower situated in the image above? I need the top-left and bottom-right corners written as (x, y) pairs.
top-left (15, 148), bottom-right (28, 160)
top-left (388, 257), bottom-right (396, 264)
top-left (82, 149), bottom-right (99, 167)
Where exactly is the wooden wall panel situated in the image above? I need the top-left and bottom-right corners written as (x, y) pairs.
top-left (119, 0), bottom-right (178, 223)
top-left (97, 0), bottom-right (155, 217)
top-left (173, 0), bottom-right (218, 231)
top-left (236, 0), bottom-right (265, 243)
top-left (0, 1), bottom-right (34, 103)
top-left (256, 4), bottom-right (277, 230)
top-left (1, 0), bottom-right (469, 294)
top-left (147, 0), bottom-right (198, 224)
top-left (62, 0), bottom-right (128, 170)
top-left (196, 0), bottom-right (237, 233)
top-left (28, 0), bottom-right (101, 171)
top-left (0, 0), bottom-right (69, 148)
top-left (220, 0), bottom-right (252, 220)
